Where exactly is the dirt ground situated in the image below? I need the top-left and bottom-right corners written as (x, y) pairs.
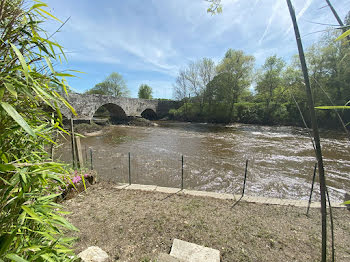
top-left (63, 182), bottom-right (350, 262)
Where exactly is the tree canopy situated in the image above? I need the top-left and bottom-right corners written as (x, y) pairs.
top-left (86, 72), bottom-right (130, 97)
top-left (138, 84), bottom-right (153, 99)
top-left (171, 25), bottom-right (350, 127)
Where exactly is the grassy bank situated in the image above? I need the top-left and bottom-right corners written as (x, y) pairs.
top-left (63, 182), bottom-right (350, 262)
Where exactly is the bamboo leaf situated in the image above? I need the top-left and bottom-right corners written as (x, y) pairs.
top-left (20, 171), bottom-right (27, 184)
top-left (0, 233), bottom-right (16, 256)
top-left (55, 73), bottom-right (75, 77)
top-left (40, 254), bottom-right (55, 262)
top-left (335, 29), bottom-right (350, 41)
top-left (44, 56), bottom-right (55, 74)
top-left (4, 83), bottom-right (17, 98)
top-left (343, 200), bottom-right (350, 205)
top-left (0, 102), bottom-right (36, 137)
top-left (50, 213), bottom-right (79, 231)
top-left (10, 44), bottom-right (29, 83)
top-left (5, 254), bottom-right (28, 262)
top-left (315, 106), bottom-right (350, 110)
top-left (37, 193), bottom-right (61, 201)
top-left (36, 8), bottom-right (62, 23)
top-left (69, 70), bottom-right (86, 74)
top-left (0, 163), bottom-right (16, 172)
top-left (21, 206), bottom-right (43, 223)
top-left (30, 3), bottom-right (48, 11)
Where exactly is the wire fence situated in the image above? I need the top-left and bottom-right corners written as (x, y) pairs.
top-left (72, 145), bottom-right (348, 203)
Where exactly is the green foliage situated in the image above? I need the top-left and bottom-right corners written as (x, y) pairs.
top-left (138, 84), bottom-right (153, 99)
top-left (86, 72), bottom-right (130, 97)
top-left (206, 0), bottom-right (222, 14)
top-left (0, 1), bottom-right (78, 261)
top-left (172, 29), bottom-right (350, 128)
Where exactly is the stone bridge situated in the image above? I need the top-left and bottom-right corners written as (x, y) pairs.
top-left (59, 93), bottom-right (181, 121)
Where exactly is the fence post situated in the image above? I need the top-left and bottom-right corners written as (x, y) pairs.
top-left (89, 148), bottom-right (93, 170)
top-left (128, 152), bottom-right (131, 185)
top-left (85, 145), bottom-right (88, 167)
top-left (75, 136), bottom-right (83, 168)
top-left (242, 159), bottom-right (249, 197)
top-left (306, 163), bottom-right (317, 216)
top-left (70, 118), bottom-right (76, 169)
top-left (181, 155), bottom-right (184, 190)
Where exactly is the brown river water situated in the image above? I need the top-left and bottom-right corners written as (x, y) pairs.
top-left (55, 121), bottom-right (350, 202)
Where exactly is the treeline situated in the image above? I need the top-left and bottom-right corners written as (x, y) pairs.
top-left (171, 27), bottom-right (350, 129)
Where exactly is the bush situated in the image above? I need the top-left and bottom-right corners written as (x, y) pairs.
top-left (0, 1), bottom-right (79, 261)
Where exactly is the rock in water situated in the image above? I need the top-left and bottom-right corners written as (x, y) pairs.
top-left (78, 246), bottom-right (109, 262)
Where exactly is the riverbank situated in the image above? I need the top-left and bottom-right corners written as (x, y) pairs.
top-left (63, 182), bottom-right (350, 262)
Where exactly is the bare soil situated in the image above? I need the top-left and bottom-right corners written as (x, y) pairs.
top-left (63, 182), bottom-right (350, 262)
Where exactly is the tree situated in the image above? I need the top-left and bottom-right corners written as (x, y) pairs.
top-left (0, 1), bottom-right (77, 260)
top-left (216, 49), bottom-right (255, 121)
top-left (256, 55), bottom-right (286, 122)
top-left (86, 72), bottom-right (130, 97)
top-left (173, 69), bottom-right (190, 101)
top-left (138, 84), bottom-right (153, 99)
top-left (198, 58), bottom-right (216, 114)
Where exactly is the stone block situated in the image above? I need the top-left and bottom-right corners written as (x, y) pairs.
top-left (157, 252), bottom-right (185, 262)
top-left (78, 246), bottom-right (109, 262)
top-left (170, 239), bottom-right (220, 262)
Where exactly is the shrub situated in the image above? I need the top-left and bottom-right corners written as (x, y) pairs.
top-left (0, 1), bottom-right (79, 261)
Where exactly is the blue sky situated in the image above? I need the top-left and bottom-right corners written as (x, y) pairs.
top-left (46, 0), bottom-right (349, 99)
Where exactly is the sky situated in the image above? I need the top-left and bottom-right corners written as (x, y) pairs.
top-left (45, 0), bottom-right (349, 99)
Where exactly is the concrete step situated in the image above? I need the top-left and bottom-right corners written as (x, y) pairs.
top-left (170, 239), bottom-right (220, 262)
top-left (157, 252), bottom-right (185, 262)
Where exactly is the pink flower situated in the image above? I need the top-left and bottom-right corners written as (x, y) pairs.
top-left (84, 174), bottom-right (89, 177)
top-left (72, 175), bottom-right (82, 184)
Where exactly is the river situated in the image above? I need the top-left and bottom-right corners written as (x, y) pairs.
top-left (55, 121), bottom-right (350, 202)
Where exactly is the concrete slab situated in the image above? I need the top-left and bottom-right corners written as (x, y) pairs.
top-left (266, 198), bottom-right (282, 205)
top-left (309, 202), bottom-right (321, 208)
top-left (294, 200), bottom-right (308, 207)
top-left (113, 184), bottom-right (129, 190)
top-left (332, 203), bottom-right (347, 208)
top-left (182, 189), bottom-right (234, 200)
top-left (156, 186), bottom-right (182, 194)
top-left (157, 252), bottom-right (185, 262)
top-left (125, 184), bottom-right (157, 191)
top-left (170, 239), bottom-right (220, 262)
top-left (113, 183), bottom-right (345, 209)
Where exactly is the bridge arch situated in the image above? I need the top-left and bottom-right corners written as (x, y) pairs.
top-left (92, 103), bottom-right (127, 123)
top-left (141, 108), bottom-right (157, 120)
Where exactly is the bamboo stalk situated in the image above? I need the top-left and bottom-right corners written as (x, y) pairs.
top-left (286, 1), bottom-right (328, 261)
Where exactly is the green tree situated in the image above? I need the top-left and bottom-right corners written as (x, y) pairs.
top-left (0, 1), bottom-right (77, 261)
top-left (256, 55), bottom-right (286, 122)
top-left (86, 72), bottom-right (129, 97)
top-left (138, 84), bottom-right (153, 99)
top-left (216, 49), bottom-right (255, 121)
